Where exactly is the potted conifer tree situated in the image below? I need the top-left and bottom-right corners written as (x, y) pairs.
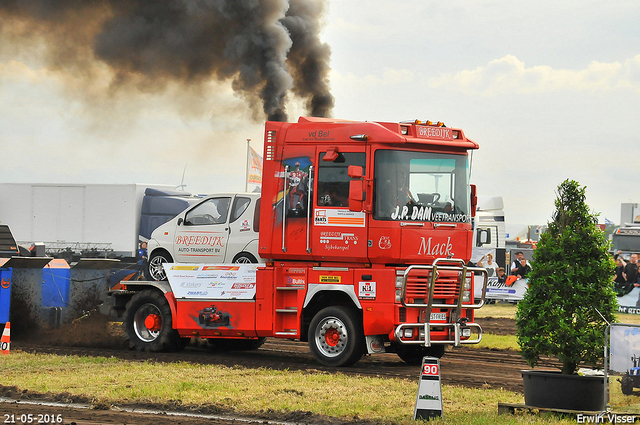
top-left (516, 179), bottom-right (617, 411)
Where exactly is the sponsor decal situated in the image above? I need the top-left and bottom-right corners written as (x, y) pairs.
top-left (171, 265), bottom-right (200, 271)
top-left (186, 290), bottom-right (209, 296)
top-left (416, 126), bottom-right (453, 140)
top-left (180, 282), bottom-right (202, 288)
top-left (315, 209), bottom-right (365, 227)
top-left (288, 268), bottom-right (306, 274)
top-left (231, 283), bottom-right (255, 290)
top-left (202, 266), bottom-right (240, 271)
top-left (319, 231), bottom-right (359, 251)
top-left (417, 237), bottom-right (454, 257)
top-left (0, 278), bottom-right (9, 289)
top-left (315, 210), bottom-right (327, 224)
top-left (378, 236), bottom-right (392, 250)
top-left (175, 235), bottom-right (226, 247)
top-left (303, 129), bottom-right (335, 142)
top-left (286, 276), bottom-right (306, 285)
top-left (359, 281), bottom-right (376, 299)
top-left (391, 205), bottom-right (470, 223)
top-left (239, 219), bottom-right (251, 232)
top-left (319, 275), bottom-right (341, 283)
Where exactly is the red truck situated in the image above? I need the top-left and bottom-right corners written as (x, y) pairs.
top-left (101, 117), bottom-right (488, 367)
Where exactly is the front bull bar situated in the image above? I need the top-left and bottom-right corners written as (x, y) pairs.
top-left (394, 257), bottom-right (489, 347)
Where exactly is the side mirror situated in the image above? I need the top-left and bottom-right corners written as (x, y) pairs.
top-left (348, 165), bottom-right (363, 178)
top-left (177, 218), bottom-right (184, 226)
top-left (470, 184), bottom-right (477, 217)
top-left (476, 228), bottom-right (491, 247)
top-left (348, 165), bottom-right (365, 212)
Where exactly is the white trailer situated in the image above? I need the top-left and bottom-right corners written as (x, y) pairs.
top-left (0, 183), bottom-right (190, 259)
top-left (472, 196), bottom-right (506, 267)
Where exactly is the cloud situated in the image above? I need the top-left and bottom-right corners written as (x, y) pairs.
top-left (430, 54), bottom-right (640, 95)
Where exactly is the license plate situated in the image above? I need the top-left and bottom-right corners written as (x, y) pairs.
top-left (430, 313), bottom-right (447, 321)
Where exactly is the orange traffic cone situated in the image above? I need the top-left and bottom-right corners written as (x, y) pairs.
top-left (1, 322), bottom-right (10, 355)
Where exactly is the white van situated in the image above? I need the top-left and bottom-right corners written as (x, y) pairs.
top-left (145, 193), bottom-right (261, 281)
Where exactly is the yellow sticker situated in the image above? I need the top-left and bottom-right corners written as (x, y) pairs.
top-left (319, 275), bottom-right (341, 283)
top-left (171, 265), bottom-right (200, 271)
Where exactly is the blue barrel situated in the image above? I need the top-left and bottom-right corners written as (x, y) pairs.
top-left (42, 259), bottom-right (71, 308)
top-left (0, 260), bottom-right (11, 324)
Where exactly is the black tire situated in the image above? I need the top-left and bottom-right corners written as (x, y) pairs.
top-left (308, 306), bottom-right (364, 367)
top-left (394, 344), bottom-right (445, 366)
top-left (147, 251), bottom-right (172, 281)
top-left (232, 252), bottom-right (258, 264)
top-left (122, 289), bottom-right (182, 352)
top-left (621, 375), bottom-right (634, 395)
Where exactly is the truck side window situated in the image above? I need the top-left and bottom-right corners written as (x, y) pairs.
top-left (317, 152), bottom-right (366, 207)
top-left (184, 197), bottom-right (231, 225)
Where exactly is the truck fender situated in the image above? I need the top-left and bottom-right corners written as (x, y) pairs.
top-left (303, 284), bottom-right (362, 310)
top-left (100, 280), bottom-right (175, 320)
top-left (123, 282), bottom-right (177, 321)
top-left (121, 280), bottom-right (173, 294)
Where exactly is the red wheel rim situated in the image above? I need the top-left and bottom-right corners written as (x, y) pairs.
top-left (324, 327), bottom-right (341, 347)
top-left (144, 313), bottom-right (162, 331)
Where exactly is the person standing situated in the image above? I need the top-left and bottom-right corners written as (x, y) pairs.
top-left (613, 252), bottom-right (628, 296)
top-left (625, 253), bottom-right (639, 287)
top-left (510, 251), bottom-right (529, 274)
top-left (478, 253), bottom-right (499, 277)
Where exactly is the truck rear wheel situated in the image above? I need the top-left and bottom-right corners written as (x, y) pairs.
top-left (123, 289), bottom-right (182, 352)
top-left (394, 344), bottom-right (445, 365)
top-left (147, 251), bottom-right (172, 281)
top-left (308, 306), bottom-right (364, 367)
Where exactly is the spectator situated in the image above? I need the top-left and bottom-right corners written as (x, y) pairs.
top-left (478, 253), bottom-right (499, 277)
top-left (625, 253), bottom-right (639, 288)
top-left (511, 258), bottom-right (531, 280)
top-left (613, 253), bottom-right (628, 296)
top-left (497, 267), bottom-right (506, 284)
top-left (510, 251), bottom-right (530, 274)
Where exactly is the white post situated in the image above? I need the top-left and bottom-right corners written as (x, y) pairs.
top-left (245, 138), bottom-right (251, 192)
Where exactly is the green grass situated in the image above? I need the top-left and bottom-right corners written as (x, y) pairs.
top-left (476, 333), bottom-right (519, 351)
top-left (0, 351), bottom-right (580, 424)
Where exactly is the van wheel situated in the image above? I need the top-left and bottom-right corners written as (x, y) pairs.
top-left (232, 253), bottom-right (257, 264)
top-left (123, 289), bottom-right (182, 352)
top-left (147, 251), bottom-right (172, 281)
top-left (308, 306), bottom-right (364, 367)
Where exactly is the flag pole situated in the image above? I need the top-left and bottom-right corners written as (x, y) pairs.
top-left (245, 138), bottom-right (251, 192)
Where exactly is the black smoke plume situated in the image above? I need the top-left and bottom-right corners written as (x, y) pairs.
top-left (0, 0), bottom-right (334, 121)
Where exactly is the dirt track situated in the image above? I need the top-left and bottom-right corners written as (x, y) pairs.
top-left (0, 316), bottom-right (544, 424)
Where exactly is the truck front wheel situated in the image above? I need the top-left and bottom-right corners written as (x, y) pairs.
top-left (123, 289), bottom-right (182, 352)
top-left (308, 306), bottom-right (364, 367)
top-left (147, 251), bottom-right (172, 281)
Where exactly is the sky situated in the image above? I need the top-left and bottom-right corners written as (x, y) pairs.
top-left (1, 0), bottom-right (639, 237)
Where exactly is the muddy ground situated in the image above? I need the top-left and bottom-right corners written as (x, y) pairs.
top-left (0, 315), bottom-right (536, 424)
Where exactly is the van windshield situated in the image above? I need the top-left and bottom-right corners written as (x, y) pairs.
top-left (373, 150), bottom-right (471, 223)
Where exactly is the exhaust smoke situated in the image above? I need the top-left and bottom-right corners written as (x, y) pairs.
top-left (0, 0), bottom-right (334, 121)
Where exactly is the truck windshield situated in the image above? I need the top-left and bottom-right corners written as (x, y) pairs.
top-left (374, 150), bottom-right (471, 223)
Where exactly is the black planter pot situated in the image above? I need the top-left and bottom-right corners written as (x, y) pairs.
top-left (522, 370), bottom-right (605, 411)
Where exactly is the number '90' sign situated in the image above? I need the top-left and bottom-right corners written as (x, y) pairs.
top-left (422, 364), bottom-right (439, 376)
